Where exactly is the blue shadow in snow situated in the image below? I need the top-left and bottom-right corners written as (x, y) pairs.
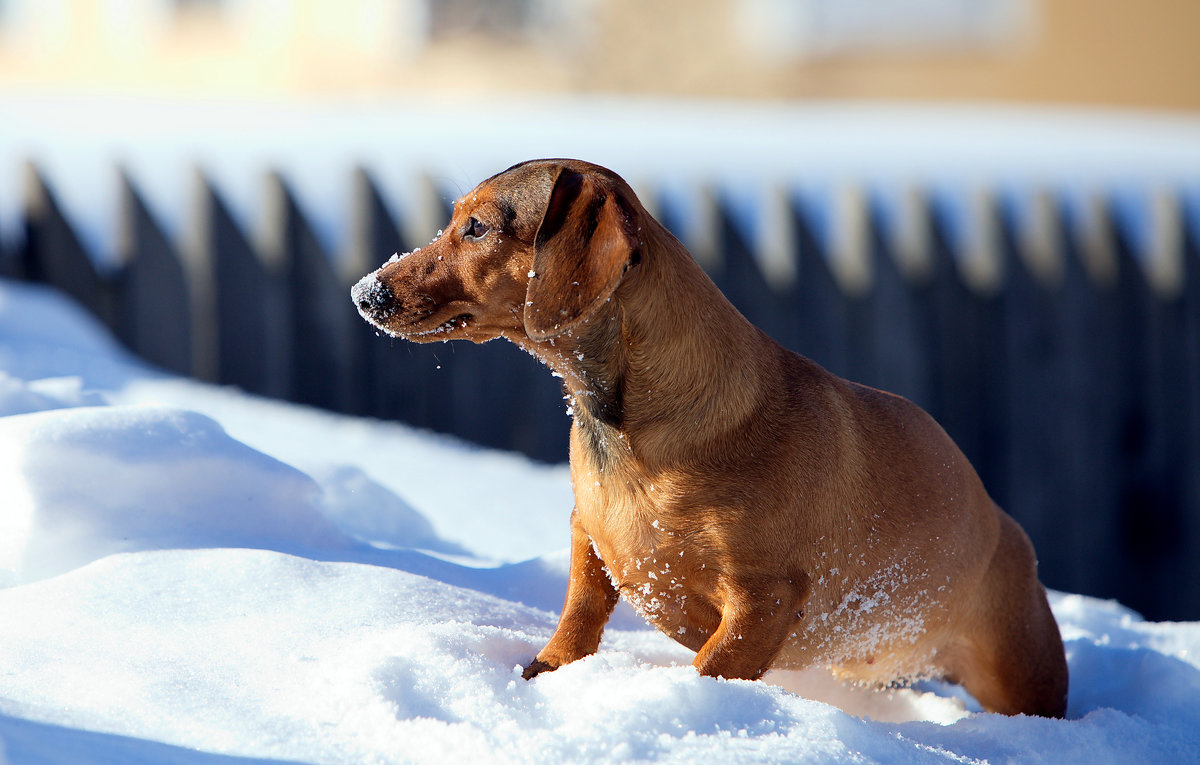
top-left (0, 712), bottom-right (307, 765)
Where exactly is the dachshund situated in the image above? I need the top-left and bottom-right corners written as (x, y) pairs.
top-left (352, 159), bottom-right (1069, 717)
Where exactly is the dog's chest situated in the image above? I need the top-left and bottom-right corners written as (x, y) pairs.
top-left (605, 541), bottom-right (704, 632)
top-left (571, 458), bottom-right (722, 643)
top-left (589, 512), bottom-right (721, 647)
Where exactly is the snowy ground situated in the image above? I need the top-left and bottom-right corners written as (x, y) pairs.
top-left (0, 277), bottom-right (1198, 764)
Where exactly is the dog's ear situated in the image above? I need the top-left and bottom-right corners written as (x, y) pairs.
top-left (524, 168), bottom-right (638, 342)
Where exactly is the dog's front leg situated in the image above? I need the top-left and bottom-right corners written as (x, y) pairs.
top-left (522, 510), bottom-right (619, 679)
top-left (692, 576), bottom-right (809, 681)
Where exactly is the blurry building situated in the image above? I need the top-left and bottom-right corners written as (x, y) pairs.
top-left (0, 0), bottom-right (1197, 111)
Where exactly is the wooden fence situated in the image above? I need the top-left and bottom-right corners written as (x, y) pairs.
top-left (2, 163), bottom-right (1197, 622)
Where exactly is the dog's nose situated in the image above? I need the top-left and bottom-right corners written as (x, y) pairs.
top-left (351, 274), bottom-right (396, 323)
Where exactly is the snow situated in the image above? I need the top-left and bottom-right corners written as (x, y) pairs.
top-left (0, 276), bottom-right (1197, 764)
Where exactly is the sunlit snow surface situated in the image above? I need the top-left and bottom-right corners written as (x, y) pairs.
top-left (0, 278), bottom-right (1197, 764)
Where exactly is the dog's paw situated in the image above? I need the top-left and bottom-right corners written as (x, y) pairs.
top-left (521, 658), bottom-right (558, 680)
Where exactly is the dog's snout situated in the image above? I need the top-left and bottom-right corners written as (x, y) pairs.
top-left (351, 274), bottom-right (396, 322)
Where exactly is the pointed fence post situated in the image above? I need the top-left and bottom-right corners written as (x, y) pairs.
top-left (927, 190), bottom-right (1005, 493)
top-left (398, 174), bottom-right (462, 439)
top-left (994, 191), bottom-right (1073, 590)
top-left (187, 171), bottom-right (287, 397)
top-left (1181, 204), bottom-right (1200, 617)
top-left (346, 171), bottom-right (454, 444)
top-left (712, 188), bottom-right (796, 349)
top-left (828, 184), bottom-right (878, 389)
top-left (1053, 192), bottom-right (1128, 603)
top-left (1092, 190), bottom-right (1195, 621)
top-left (19, 162), bottom-right (114, 328)
top-left (348, 167), bottom-right (441, 425)
top-left (1114, 190), bottom-right (1193, 620)
top-left (788, 191), bottom-right (852, 378)
top-left (347, 167), bottom-right (400, 417)
top-left (0, 227), bottom-right (20, 279)
top-left (656, 184), bottom-right (721, 275)
top-left (114, 171), bottom-right (192, 375)
top-left (263, 172), bottom-right (354, 412)
top-left (866, 188), bottom-right (934, 410)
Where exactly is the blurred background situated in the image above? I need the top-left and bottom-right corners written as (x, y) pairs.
top-left (0, 0), bottom-right (1197, 620)
top-left (1, 0), bottom-right (1198, 106)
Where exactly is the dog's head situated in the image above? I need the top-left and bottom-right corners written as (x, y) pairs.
top-left (353, 159), bottom-right (643, 345)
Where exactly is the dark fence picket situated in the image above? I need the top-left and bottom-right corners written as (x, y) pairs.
top-left (348, 167), bottom-right (405, 419)
top-left (401, 183), bottom-right (461, 440)
top-left (20, 165), bottom-right (115, 330)
top-left (1118, 196), bottom-right (1193, 619)
top-left (348, 169), bottom-right (443, 426)
top-left (1054, 198), bottom-right (1126, 600)
top-left (866, 193), bottom-right (935, 410)
top-left (926, 195), bottom-right (1003, 493)
top-left (1139, 279), bottom-right (1193, 616)
top-left (0, 224), bottom-right (20, 279)
top-left (993, 195), bottom-right (1067, 584)
top-left (266, 173), bottom-right (355, 413)
top-left (827, 189), bottom-right (879, 392)
top-left (191, 174), bottom-right (289, 398)
top-left (786, 195), bottom-right (850, 377)
top-left (446, 340), bottom-right (569, 462)
top-left (711, 192), bottom-right (788, 344)
top-left (1106, 197), bottom-right (1180, 616)
top-left (114, 172), bottom-right (193, 376)
top-left (1183, 214), bottom-right (1200, 617)
top-left (390, 181), bottom-right (494, 446)
top-left (7, 160), bottom-right (1199, 619)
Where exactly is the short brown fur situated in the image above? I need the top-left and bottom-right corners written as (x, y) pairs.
top-left (352, 159), bottom-right (1069, 718)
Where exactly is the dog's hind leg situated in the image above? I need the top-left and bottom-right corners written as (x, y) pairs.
top-left (523, 510), bottom-right (620, 679)
top-left (692, 573), bottom-right (811, 681)
top-left (948, 512), bottom-right (1069, 717)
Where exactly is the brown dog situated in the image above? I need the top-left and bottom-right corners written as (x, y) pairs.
top-left (352, 159), bottom-right (1069, 718)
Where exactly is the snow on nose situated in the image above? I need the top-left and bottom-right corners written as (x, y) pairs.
top-left (351, 273), bottom-right (395, 325)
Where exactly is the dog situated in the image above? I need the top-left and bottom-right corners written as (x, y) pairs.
top-left (352, 159), bottom-right (1069, 718)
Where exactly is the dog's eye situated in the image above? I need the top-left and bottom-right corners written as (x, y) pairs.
top-left (466, 217), bottom-right (489, 240)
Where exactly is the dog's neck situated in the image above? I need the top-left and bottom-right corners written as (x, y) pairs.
top-left (519, 222), bottom-right (772, 466)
